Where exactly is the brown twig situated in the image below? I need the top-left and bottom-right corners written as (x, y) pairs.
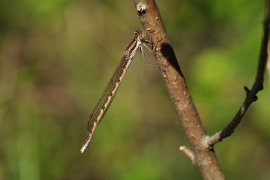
top-left (207, 1), bottom-right (270, 146)
top-left (133, 0), bottom-right (224, 179)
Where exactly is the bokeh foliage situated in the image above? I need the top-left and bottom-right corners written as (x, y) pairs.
top-left (0, 0), bottom-right (269, 179)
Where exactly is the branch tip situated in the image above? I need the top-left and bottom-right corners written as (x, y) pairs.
top-left (136, 2), bottom-right (147, 15)
top-left (244, 86), bottom-right (250, 95)
top-left (179, 146), bottom-right (194, 163)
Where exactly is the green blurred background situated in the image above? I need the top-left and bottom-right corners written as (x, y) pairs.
top-left (0, 0), bottom-right (269, 179)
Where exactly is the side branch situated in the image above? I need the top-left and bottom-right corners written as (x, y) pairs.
top-left (208, 1), bottom-right (270, 145)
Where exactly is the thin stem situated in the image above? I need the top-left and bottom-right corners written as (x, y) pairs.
top-left (208, 0), bottom-right (270, 145)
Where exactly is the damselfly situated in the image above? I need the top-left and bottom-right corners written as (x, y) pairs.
top-left (81, 29), bottom-right (150, 153)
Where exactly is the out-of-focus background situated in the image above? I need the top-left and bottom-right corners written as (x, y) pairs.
top-left (0, 0), bottom-right (269, 179)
